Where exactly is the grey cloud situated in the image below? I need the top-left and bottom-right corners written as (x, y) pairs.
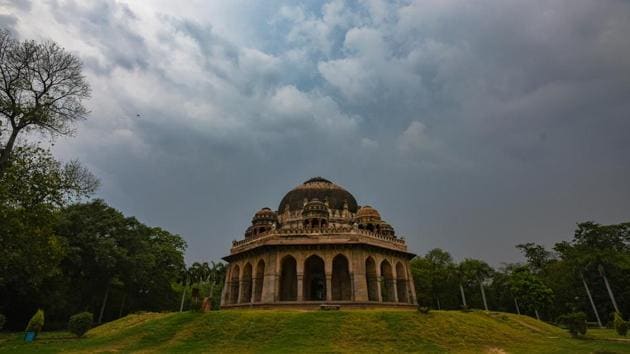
top-left (11, 0), bottom-right (630, 265)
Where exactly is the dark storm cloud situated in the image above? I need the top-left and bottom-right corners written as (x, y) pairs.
top-left (6, 0), bottom-right (630, 265)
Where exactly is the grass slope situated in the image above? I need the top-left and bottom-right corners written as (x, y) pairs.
top-left (0, 310), bottom-right (629, 353)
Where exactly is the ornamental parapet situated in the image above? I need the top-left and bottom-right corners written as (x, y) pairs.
top-left (230, 227), bottom-right (407, 253)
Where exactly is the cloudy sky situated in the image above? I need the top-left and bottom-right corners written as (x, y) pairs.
top-left (2, 0), bottom-right (629, 265)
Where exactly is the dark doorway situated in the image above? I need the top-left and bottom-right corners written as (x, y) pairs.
top-left (381, 260), bottom-right (395, 302)
top-left (254, 260), bottom-right (265, 302)
top-left (280, 256), bottom-right (297, 301)
top-left (304, 255), bottom-right (326, 301)
top-left (332, 254), bottom-right (351, 300)
top-left (240, 263), bottom-right (252, 303)
top-left (230, 265), bottom-right (240, 304)
top-left (366, 257), bottom-right (378, 301)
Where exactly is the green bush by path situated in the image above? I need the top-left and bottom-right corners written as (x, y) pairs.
top-left (0, 310), bottom-right (628, 353)
top-left (68, 312), bottom-right (93, 338)
top-left (614, 312), bottom-right (628, 336)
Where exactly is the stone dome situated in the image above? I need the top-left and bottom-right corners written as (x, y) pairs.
top-left (356, 205), bottom-right (381, 221)
top-left (278, 177), bottom-right (358, 213)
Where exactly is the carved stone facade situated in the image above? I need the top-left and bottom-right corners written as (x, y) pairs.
top-left (221, 177), bottom-right (417, 308)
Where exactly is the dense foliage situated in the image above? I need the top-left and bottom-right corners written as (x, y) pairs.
top-left (0, 31), bottom-right (224, 332)
top-left (68, 312), bottom-right (93, 337)
top-left (411, 221), bottom-right (630, 327)
top-left (0, 145), bottom-right (192, 330)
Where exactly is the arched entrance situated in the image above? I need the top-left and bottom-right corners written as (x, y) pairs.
top-left (365, 257), bottom-right (378, 301)
top-left (230, 265), bottom-right (240, 304)
top-left (303, 255), bottom-right (326, 301)
top-left (254, 260), bottom-right (265, 302)
top-left (396, 262), bottom-right (409, 303)
top-left (332, 254), bottom-right (351, 300)
top-left (240, 263), bottom-right (252, 303)
top-left (381, 260), bottom-right (395, 302)
top-left (279, 256), bottom-right (297, 301)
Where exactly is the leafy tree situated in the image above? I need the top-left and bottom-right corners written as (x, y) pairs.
top-left (0, 145), bottom-right (98, 208)
top-left (410, 249), bottom-right (459, 309)
top-left (0, 29), bottom-right (90, 173)
top-left (508, 266), bottom-right (553, 320)
top-left (458, 259), bottom-right (493, 311)
top-left (55, 200), bottom-right (186, 323)
top-left (516, 242), bottom-right (554, 273)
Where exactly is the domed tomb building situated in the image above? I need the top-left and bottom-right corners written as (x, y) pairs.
top-left (221, 177), bottom-right (417, 308)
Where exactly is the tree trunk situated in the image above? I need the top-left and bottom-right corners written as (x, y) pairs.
top-left (0, 128), bottom-right (19, 174)
top-left (98, 284), bottom-right (110, 324)
top-left (436, 297), bottom-right (441, 310)
top-left (478, 278), bottom-right (488, 311)
top-left (179, 286), bottom-right (187, 312)
top-left (459, 283), bottom-right (467, 308)
top-left (581, 272), bottom-right (603, 328)
top-left (599, 266), bottom-right (620, 313)
top-left (534, 309), bottom-right (540, 321)
top-left (514, 298), bottom-right (521, 315)
top-left (118, 293), bottom-right (126, 318)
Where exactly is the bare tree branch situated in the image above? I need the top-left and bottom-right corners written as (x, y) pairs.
top-left (0, 29), bottom-right (90, 174)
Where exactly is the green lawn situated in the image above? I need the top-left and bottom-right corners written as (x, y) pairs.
top-left (0, 310), bottom-right (628, 353)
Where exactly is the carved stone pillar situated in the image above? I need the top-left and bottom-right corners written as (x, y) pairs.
top-left (326, 275), bottom-right (332, 301)
top-left (297, 273), bottom-right (304, 301)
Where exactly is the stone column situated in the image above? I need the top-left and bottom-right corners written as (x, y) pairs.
top-left (220, 267), bottom-right (230, 306)
top-left (352, 251), bottom-right (368, 302)
top-left (326, 274), bottom-right (332, 301)
top-left (262, 253), bottom-right (277, 303)
top-left (325, 254), bottom-right (333, 302)
top-left (236, 266), bottom-right (242, 304)
top-left (375, 262), bottom-right (383, 302)
top-left (251, 276), bottom-right (257, 304)
top-left (406, 261), bottom-right (417, 305)
top-left (297, 255), bottom-right (304, 301)
top-left (297, 273), bottom-right (304, 301)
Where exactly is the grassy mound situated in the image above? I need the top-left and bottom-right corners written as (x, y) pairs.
top-left (0, 310), bottom-right (628, 353)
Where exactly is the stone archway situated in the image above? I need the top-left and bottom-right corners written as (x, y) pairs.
top-left (332, 254), bottom-right (351, 300)
top-left (230, 265), bottom-right (240, 304)
top-left (280, 256), bottom-right (297, 301)
top-left (366, 257), bottom-right (379, 301)
top-left (396, 262), bottom-right (409, 303)
top-left (240, 263), bottom-right (252, 303)
top-left (254, 259), bottom-right (265, 302)
top-left (304, 255), bottom-right (326, 301)
top-left (381, 260), bottom-right (395, 302)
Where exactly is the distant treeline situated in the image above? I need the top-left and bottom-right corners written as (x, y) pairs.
top-left (410, 221), bottom-right (630, 326)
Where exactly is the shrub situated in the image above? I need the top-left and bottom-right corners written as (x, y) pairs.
top-left (558, 312), bottom-right (587, 337)
top-left (68, 312), bottom-right (93, 337)
top-left (417, 306), bottom-right (430, 314)
top-left (25, 309), bottom-right (45, 334)
top-left (0, 314), bottom-right (5, 330)
top-left (613, 312), bottom-right (628, 336)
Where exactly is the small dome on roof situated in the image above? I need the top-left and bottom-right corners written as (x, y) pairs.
top-left (356, 205), bottom-right (381, 221)
top-left (252, 207), bottom-right (277, 225)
